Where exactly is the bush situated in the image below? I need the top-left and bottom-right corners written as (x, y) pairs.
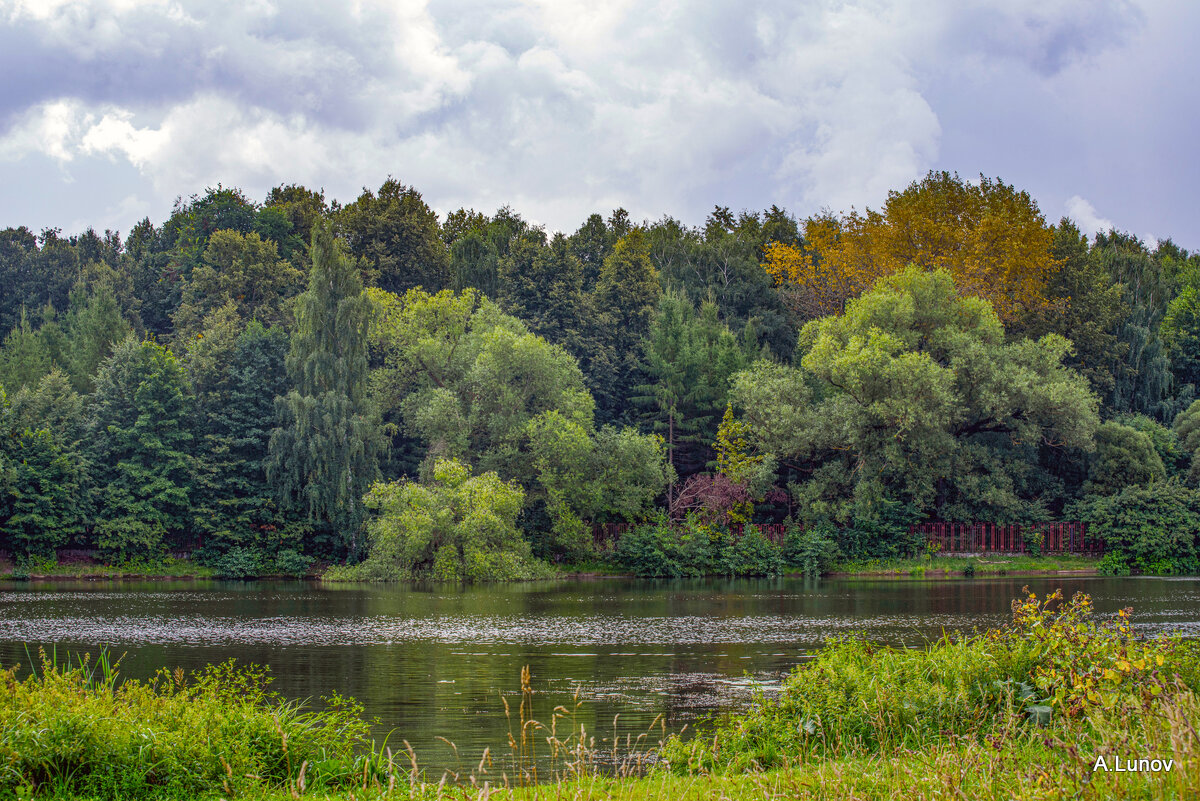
top-left (784, 521), bottom-right (840, 577)
top-left (328, 459), bottom-right (549, 582)
top-left (1073, 481), bottom-right (1200, 574)
top-left (613, 517), bottom-right (685, 578)
top-left (272, 548), bottom-right (313, 577)
top-left (0, 651), bottom-right (389, 799)
top-left (210, 546), bottom-right (264, 579)
top-left (838, 501), bottom-right (923, 559)
top-left (614, 517), bottom-right (784, 578)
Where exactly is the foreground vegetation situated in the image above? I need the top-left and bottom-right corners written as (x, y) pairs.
top-left (2, 591), bottom-right (1197, 800)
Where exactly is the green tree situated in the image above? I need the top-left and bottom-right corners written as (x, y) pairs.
top-left (190, 313), bottom-right (295, 555)
top-left (337, 178), bottom-right (450, 294)
top-left (88, 338), bottom-right (194, 558)
top-left (588, 230), bottom-right (661, 423)
top-left (0, 308), bottom-right (52, 392)
top-left (172, 230), bottom-right (304, 348)
top-left (1083, 421), bottom-right (1165, 497)
top-left (62, 283), bottom-right (132, 393)
top-left (1015, 219), bottom-right (1129, 400)
top-left (335, 459), bottom-right (542, 582)
top-left (732, 268), bottom-right (1099, 529)
top-left (1099, 234), bottom-right (1174, 418)
top-left (637, 289), bottom-right (753, 474)
top-left (267, 223), bottom-right (381, 553)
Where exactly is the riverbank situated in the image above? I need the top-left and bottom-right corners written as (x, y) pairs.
top-left (1, 554), bottom-right (1104, 581)
top-left (0, 555), bottom-right (217, 580)
top-left (828, 553), bottom-right (1101, 577)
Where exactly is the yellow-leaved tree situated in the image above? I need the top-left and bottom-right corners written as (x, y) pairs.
top-left (763, 172), bottom-right (1060, 322)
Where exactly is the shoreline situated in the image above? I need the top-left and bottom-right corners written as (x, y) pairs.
top-left (0, 556), bottom-right (1106, 582)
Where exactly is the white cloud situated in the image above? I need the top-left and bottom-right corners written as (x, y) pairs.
top-left (0, 0), bottom-right (1169, 240)
top-left (1065, 195), bottom-right (1114, 240)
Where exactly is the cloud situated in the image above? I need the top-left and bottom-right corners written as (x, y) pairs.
top-left (0, 0), bottom-right (1165, 240)
top-left (1065, 195), bottom-right (1115, 241)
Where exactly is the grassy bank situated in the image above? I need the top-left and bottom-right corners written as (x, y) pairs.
top-left (3, 590), bottom-right (1197, 800)
top-left (0, 556), bottom-right (215, 580)
top-left (829, 553), bottom-right (1100, 577)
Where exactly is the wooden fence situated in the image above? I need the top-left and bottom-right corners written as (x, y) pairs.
top-left (594, 520), bottom-right (1102, 555)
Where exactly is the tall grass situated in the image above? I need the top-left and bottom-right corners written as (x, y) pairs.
top-left (0, 649), bottom-right (398, 799)
top-left (661, 589), bottom-right (1200, 778)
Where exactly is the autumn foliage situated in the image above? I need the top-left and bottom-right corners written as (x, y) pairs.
top-left (763, 172), bottom-right (1060, 321)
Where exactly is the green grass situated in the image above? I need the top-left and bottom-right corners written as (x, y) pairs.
top-left (830, 553), bottom-right (1100, 577)
top-left (0, 556), bottom-right (214, 579)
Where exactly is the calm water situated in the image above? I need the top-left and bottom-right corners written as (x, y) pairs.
top-left (1, 575), bottom-right (1198, 772)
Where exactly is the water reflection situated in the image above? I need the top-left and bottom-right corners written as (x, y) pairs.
top-left (1, 575), bottom-right (1197, 773)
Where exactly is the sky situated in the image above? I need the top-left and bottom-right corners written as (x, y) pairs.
top-left (0, 0), bottom-right (1196, 248)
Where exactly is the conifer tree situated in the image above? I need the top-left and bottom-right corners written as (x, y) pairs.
top-left (589, 230), bottom-right (661, 423)
top-left (0, 307), bottom-right (51, 392)
top-left (267, 223), bottom-right (381, 553)
top-left (64, 283), bottom-right (131, 393)
top-left (89, 338), bottom-right (194, 557)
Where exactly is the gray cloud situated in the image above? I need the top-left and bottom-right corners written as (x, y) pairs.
top-left (1, 0), bottom-right (1189, 249)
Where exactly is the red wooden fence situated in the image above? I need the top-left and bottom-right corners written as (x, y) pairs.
top-left (594, 520), bottom-right (1102, 555)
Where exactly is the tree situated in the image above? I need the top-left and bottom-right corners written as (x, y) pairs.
top-left (88, 338), bottom-right (194, 558)
top-left (0, 308), bottom-right (51, 392)
top-left (498, 233), bottom-right (590, 353)
top-left (1014, 219), bottom-right (1128, 401)
top-left (1099, 234), bottom-right (1174, 418)
top-left (172, 230), bottom-right (304, 347)
top-left (336, 459), bottom-right (542, 582)
top-left (267, 223), bottom-right (381, 553)
top-left (1083, 421), bottom-right (1165, 497)
top-left (337, 178), bottom-right (450, 294)
top-left (637, 289), bottom-right (753, 475)
top-left (190, 314), bottom-right (295, 554)
top-left (763, 172), bottom-right (1058, 322)
top-left (370, 286), bottom-right (671, 555)
top-left (0, 371), bottom-right (90, 556)
top-left (732, 268), bottom-right (1099, 529)
top-left (62, 283), bottom-right (132, 393)
top-left (588, 230), bottom-right (661, 423)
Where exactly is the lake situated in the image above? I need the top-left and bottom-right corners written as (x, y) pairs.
top-left (1, 575), bottom-right (1198, 775)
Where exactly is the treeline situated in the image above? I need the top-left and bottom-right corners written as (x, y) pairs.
top-left (2, 173), bottom-right (1200, 577)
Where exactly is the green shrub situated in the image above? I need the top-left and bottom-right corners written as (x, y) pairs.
top-left (0, 651), bottom-right (392, 799)
top-left (614, 517), bottom-right (784, 578)
top-left (210, 546), bottom-right (264, 579)
top-left (330, 459), bottom-right (549, 582)
top-left (614, 517), bottom-right (684, 578)
top-left (1073, 481), bottom-right (1200, 574)
top-left (272, 548), bottom-right (313, 577)
top-left (784, 521), bottom-right (840, 577)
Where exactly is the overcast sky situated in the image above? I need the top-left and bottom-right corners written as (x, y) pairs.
top-left (0, 0), bottom-right (1195, 248)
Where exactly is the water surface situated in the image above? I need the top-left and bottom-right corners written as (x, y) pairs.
top-left (1, 575), bottom-right (1197, 772)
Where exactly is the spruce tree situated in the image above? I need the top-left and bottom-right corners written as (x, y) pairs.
top-left (88, 338), bottom-right (194, 558)
top-left (0, 307), bottom-right (51, 392)
top-left (267, 223), bottom-right (380, 553)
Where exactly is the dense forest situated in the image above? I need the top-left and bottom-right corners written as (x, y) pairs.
top-left (2, 172), bottom-right (1199, 578)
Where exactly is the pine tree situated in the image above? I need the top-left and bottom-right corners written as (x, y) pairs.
top-left (637, 290), bottom-right (753, 475)
top-left (267, 223), bottom-right (381, 553)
